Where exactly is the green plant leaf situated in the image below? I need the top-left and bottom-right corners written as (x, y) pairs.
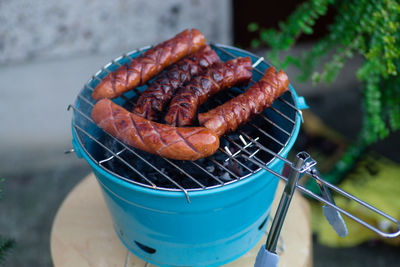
top-left (247, 22), bottom-right (259, 32)
top-left (0, 237), bottom-right (14, 266)
top-left (247, 0), bottom-right (400, 182)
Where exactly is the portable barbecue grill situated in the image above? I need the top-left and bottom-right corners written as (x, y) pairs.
top-left (68, 44), bottom-right (400, 267)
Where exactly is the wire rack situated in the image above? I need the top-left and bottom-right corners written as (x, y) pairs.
top-left (69, 44), bottom-right (300, 195)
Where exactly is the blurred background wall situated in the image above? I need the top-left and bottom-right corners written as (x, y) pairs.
top-left (0, 0), bottom-right (231, 64)
top-left (0, 0), bottom-right (231, 162)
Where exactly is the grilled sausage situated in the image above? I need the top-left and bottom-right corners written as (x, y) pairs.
top-left (132, 45), bottom-right (220, 121)
top-left (198, 67), bottom-right (289, 137)
top-left (91, 99), bottom-right (220, 161)
top-left (164, 57), bottom-right (253, 126)
top-left (92, 29), bottom-right (206, 100)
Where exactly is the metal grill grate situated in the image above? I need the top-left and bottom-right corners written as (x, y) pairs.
top-left (69, 44), bottom-right (300, 198)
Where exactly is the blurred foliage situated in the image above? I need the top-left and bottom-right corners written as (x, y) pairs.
top-left (249, 0), bottom-right (400, 182)
top-left (0, 237), bottom-right (14, 267)
top-left (0, 179), bottom-right (14, 266)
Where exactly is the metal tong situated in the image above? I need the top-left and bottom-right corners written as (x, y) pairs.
top-left (254, 151), bottom-right (400, 267)
top-left (254, 152), bottom-right (318, 267)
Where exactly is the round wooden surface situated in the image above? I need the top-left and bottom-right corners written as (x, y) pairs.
top-left (50, 173), bottom-right (312, 267)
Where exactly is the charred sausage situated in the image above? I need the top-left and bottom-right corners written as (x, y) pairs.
top-left (92, 29), bottom-right (206, 100)
top-left (91, 99), bottom-right (220, 161)
top-left (164, 57), bottom-right (253, 126)
top-left (198, 67), bottom-right (289, 137)
top-left (132, 45), bottom-right (220, 121)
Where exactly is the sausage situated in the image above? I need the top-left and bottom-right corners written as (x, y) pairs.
top-left (198, 67), bottom-right (289, 137)
top-left (132, 45), bottom-right (220, 121)
top-left (91, 99), bottom-right (220, 161)
top-left (92, 29), bottom-right (206, 100)
top-left (164, 57), bottom-right (253, 126)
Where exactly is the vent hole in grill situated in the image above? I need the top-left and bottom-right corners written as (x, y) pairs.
top-left (258, 216), bottom-right (269, 231)
top-left (134, 241), bottom-right (156, 254)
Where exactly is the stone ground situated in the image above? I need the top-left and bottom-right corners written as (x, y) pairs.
top-left (1, 53), bottom-right (399, 267)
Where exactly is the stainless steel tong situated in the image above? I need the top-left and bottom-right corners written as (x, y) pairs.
top-left (253, 151), bottom-right (400, 267)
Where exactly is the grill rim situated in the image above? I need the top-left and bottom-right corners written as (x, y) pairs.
top-left (70, 44), bottom-right (304, 196)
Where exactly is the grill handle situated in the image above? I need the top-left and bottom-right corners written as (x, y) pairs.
top-left (68, 105), bottom-right (84, 159)
top-left (71, 134), bottom-right (84, 159)
top-left (295, 95), bottom-right (309, 110)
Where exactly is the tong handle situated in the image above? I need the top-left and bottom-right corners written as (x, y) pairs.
top-left (265, 152), bottom-right (307, 252)
top-left (255, 152), bottom-right (308, 267)
top-left (254, 245), bottom-right (279, 267)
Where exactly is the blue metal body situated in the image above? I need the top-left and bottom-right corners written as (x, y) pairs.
top-left (71, 45), bottom-right (306, 266)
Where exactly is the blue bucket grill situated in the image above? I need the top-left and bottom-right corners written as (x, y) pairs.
top-left (69, 44), bottom-right (306, 266)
